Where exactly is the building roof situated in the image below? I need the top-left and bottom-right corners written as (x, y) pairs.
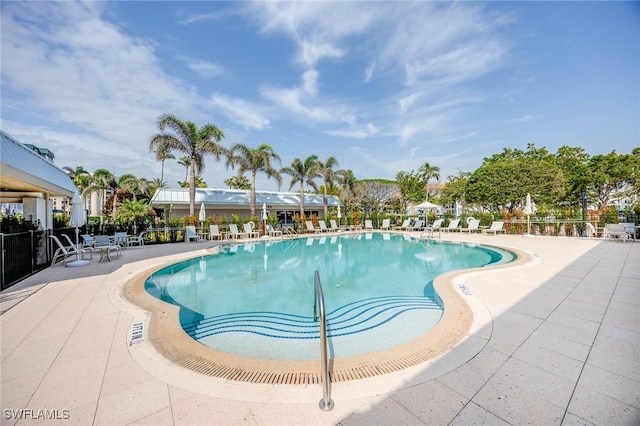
top-left (0, 130), bottom-right (76, 198)
top-left (150, 188), bottom-right (342, 208)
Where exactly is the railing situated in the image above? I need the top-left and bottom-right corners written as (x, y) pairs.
top-left (313, 270), bottom-right (334, 411)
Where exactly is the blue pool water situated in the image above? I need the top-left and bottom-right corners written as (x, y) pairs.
top-left (145, 233), bottom-right (514, 360)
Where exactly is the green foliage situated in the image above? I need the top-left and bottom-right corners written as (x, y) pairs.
top-left (0, 213), bottom-right (41, 233)
top-left (395, 170), bottom-right (425, 205)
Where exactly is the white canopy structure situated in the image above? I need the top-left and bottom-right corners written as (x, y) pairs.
top-left (413, 200), bottom-right (444, 216)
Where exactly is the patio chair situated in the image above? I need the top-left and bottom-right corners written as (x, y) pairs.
top-left (461, 218), bottom-right (481, 233)
top-left (329, 219), bottom-right (342, 232)
top-left (112, 231), bottom-right (129, 248)
top-left (185, 225), bottom-right (200, 242)
top-left (604, 224), bottom-right (629, 241)
top-left (393, 219), bottom-right (411, 230)
top-left (227, 224), bottom-right (247, 239)
top-left (266, 224), bottom-right (283, 238)
top-left (305, 221), bottom-right (322, 233)
top-left (620, 222), bottom-right (636, 240)
top-left (407, 220), bottom-right (424, 231)
top-left (318, 220), bottom-right (330, 232)
top-left (81, 234), bottom-right (96, 248)
top-left (243, 222), bottom-right (260, 238)
top-left (94, 235), bottom-right (122, 258)
top-left (364, 220), bottom-right (374, 231)
top-left (50, 235), bottom-right (92, 267)
top-left (482, 221), bottom-right (506, 235)
top-left (441, 219), bottom-right (460, 232)
top-left (420, 219), bottom-right (443, 239)
top-left (380, 219), bottom-right (391, 230)
top-left (128, 231), bottom-right (146, 247)
top-left (209, 224), bottom-right (223, 240)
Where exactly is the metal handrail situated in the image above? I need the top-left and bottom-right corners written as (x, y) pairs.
top-left (314, 270), bottom-right (334, 411)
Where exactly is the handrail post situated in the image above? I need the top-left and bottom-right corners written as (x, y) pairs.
top-left (314, 270), bottom-right (334, 411)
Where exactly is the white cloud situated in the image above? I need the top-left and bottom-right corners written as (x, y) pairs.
top-left (325, 123), bottom-right (379, 139)
top-left (211, 94), bottom-right (270, 130)
top-left (182, 57), bottom-right (224, 78)
top-left (364, 62), bottom-right (375, 83)
top-left (513, 114), bottom-right (538, 122)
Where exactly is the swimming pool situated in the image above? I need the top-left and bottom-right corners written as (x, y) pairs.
top-left (145, 233), bottom-right (514, 361)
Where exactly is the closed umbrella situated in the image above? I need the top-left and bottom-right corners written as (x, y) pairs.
top-left (68, 192), bottom-right (90, 267)
top-left (198, 202), bottom-right (206, 230)
top-left (523, 193), bottom-right (533, 237)
top-left (337, 205), bottom-right (342, 227)
top-left (262, 202), bottom-right (268, 237)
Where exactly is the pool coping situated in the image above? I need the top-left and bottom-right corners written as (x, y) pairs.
top-left (121, 238), bottom-right (532, 385)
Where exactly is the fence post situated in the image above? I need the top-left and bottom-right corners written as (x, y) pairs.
top-left (1, 233), bottom-right (5, 290)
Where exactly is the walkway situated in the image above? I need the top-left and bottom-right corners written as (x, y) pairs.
top-left (0, 233), bottom-right (638, 425)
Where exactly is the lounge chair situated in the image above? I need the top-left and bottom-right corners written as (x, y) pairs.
top-left (364, 220), bottom-right (374, 231)
top-left (329, 220), bottom-right (342, 232)
top-left (305, 220), bottom-right (321, 233)
top-left (50, 235), bottom-right (92, 267)
top-left (185, 225), bottom-right (200, 242)
top-left (380, 219), bottom-right (391, 230)
top-left (81, 234), bottom-right (96, 248)
top-left (461, 219), bottom-right (481, 233)
top-left (393, 219), bottom-right (411, 230)
top-left (407, 220), bottom-right (424, 231)
top-left (482, 221), bottom-right (505, 235)
top-left (604, 224), bottom-right (629, 241)
top-left (227, 224), bottom-right (247, 239)
top-left (266, 224), bottom-right (283, 238)
top-left (243, 222), bottom-right (260, 238)
top-left (127, 231), bottom-right (146, 247)
top-left (420, 219), bottom-right (443, 239)
top-left (209, 225), bottom-right (223, 240)
top-left (441, 219), bottom-right (460, 232)
top-left (318, 220), bottom-right (330, 232)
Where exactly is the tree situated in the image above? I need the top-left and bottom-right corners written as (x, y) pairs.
top-left (226, 143), bottom-right (282, 217)
top-left (555, 146), bottom-right (591, 207)
top-left (420, 162), bottom-right (440, 200)
top-left (318, 156), bottom-right (339, 217)
top-left (395, 170), bottom-right (426, 209)
top-left (588, 151), bottom-right (635, 209)
top-left (116, 199), bottom-right (154, 234)
top-left (440, 170), bottom-right (471, 208)
top-left (153, 145), bottom-right (175, 185)
top-left (281, 155), bottom-right (321, 220)
top-left (352, 180), bottom-right (398, 219)
top-left (224, 175), bottom-right (251, 190)
top-left (82, 169), bottom-right (115, 224)
top-left (465, 144), bottom-right (565, 213)
top-left (149, 113), bottom-right (226, 216)
top-left (336, 169), bottom-right (357, 214)
top-left (177, 156), bottom-right (191, 183)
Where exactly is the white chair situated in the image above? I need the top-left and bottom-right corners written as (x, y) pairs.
top-left (227, 224), bottom-right (247, 239)
top-left (441, 219), bottom-right (460, 232)
top-left (50, 235), bottom-right (92, 267)
top-left (185, 225), bottom-right (200, 242)
top-left (128, 231), bottom-right (146, 247)
top-left (604, 224), bottom-right (629, 241)
top-left (112, 231), bottom-right (129, 248)
top-left (407, 220), bottom-right (424, 231)
top-left (305, 221), bottom-right (321, 233)
top-left (318, 220), bottom-right (330, 232)
top-left (380, 219), bottom-right (391, 230)
top-left (364, 220), bottom-right (374, 231)
top-left (393, 219), bottom-right (411, 230)
top-left (329, 220), bottom-right (342, 232)
top-left (482, 221), bottom-right (506, 235)
top-left (266, 224), bottom-right (283, 238)
top-left (209, 224), bottom-right (223, 240)
top-left (461, 219), bottom-right (481, 233)
top-left (243, 222), bottom-right (260, 238)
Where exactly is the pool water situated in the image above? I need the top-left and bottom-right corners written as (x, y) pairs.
top-left (145, 233), bottom-right (513, 360)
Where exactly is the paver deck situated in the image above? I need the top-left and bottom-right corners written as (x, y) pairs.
top-left (1, 233), bottom-right (638, 425)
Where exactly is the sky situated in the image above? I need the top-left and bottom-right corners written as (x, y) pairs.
top-left (1, 1), bottom-right (639, 192)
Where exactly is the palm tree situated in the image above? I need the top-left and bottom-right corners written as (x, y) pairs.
top-left (154, 145), bottom-right (175, 185)
top-left (83, 169), bottom-right (115, 224)
top-left (318, 156), bottom-right (339, 217)
top-left (281, 155), bottom-right (321, 221)
top-left (63, 166), bottom-right (91, 208)
top-left (227, 143), bottom-right (282, 217)
top-left (420, 162), bottom-right (441, 200)
top-left (149, 178), bottom-right (166, 197)
top-left (116, 199), bottom-right (154, 234)
top-left (337, 169), bottom-right (357, 214)
top-left (177, 156), bottom-right (191, 182)
top-left (149, 113), bottom-right (226, 216)
top-left (224, 175), bottom-right (251, 190)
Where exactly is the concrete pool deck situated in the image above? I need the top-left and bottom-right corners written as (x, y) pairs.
top-left (1, 233), bottom-right (638, 425)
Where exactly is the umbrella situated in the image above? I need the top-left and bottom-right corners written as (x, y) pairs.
top-left (198, 202), bottom-right (206, 230)
top-left (262, 202), bottom-right (268, 221)
top-left (67, 192), bottom-right (90, 267)
top-left (337, 205), bottom-right (342, 226)
top-left (524, 193), bottom-right (533, 237)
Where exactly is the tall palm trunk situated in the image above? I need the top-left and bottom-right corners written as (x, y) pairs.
top-left (250, 172), bottom-right (257, 217)
top-left (189, 162), bottom-right (196, 216)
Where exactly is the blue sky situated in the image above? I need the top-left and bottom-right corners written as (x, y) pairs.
top-left (1, 1), bottom-right (638, 191)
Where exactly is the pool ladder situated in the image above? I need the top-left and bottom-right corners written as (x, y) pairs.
top-left (313, 270), bottom-right (334, 411)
